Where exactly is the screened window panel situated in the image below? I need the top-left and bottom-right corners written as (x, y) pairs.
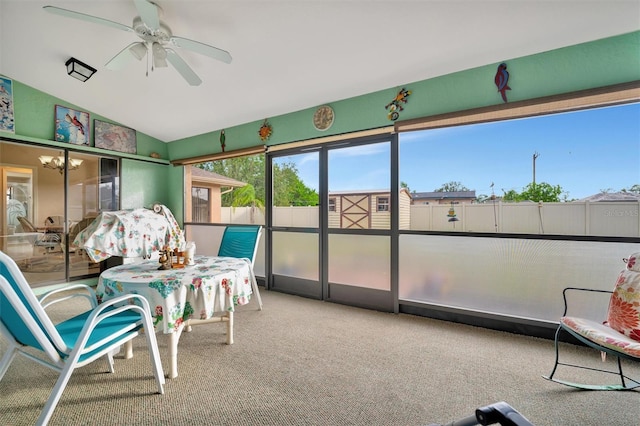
top-left (399, 103), bottom-right (640, 237)
top-left (272, 152), bottom-right (319, 228)
top-left (399, 235), bottom-right (638, 322)
top-left (328, 234), bottom-right (390, 290)
top-left (188, 152), bottom-right (266, 225)
top-left (272, 231), bottom-right (318, 280)
top-left (328, 142), bottom-right (390, 230)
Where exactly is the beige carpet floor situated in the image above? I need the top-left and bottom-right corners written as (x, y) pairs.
top-left (1, 289), bottom-right (639, 425)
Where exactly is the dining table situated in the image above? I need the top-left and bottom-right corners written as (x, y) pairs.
top-left (96, 254), bottom-right (253, 378)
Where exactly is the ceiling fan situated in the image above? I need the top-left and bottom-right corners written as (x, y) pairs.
top-left (44, 0), bottom-right (232, 86)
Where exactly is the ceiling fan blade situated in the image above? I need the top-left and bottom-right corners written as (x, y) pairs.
top-left (105, 43), bottom-right (144, 70)
top-left (43, 5), bottom-right (133, 33)
top-left (133, 0), bottom-right (160, 30)
top-left (165, 48), bottom-right (202, 86)
top-left (170, 36), bottom-right (232, 64)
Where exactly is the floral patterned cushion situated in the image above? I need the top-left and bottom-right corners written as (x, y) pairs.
top-left (561, 316), bottom-right (640, 357)
top-left (624, 252), bottom-right (640, 273)
top-left (605, 253), bottom-right (640, 342)
top-left (559, 253), bottom-right (640, 358)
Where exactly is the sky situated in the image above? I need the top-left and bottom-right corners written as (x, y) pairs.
top-left (277, 102), bottom-right (640, 200)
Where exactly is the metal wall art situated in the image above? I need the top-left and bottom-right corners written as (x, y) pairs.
top-left (494, 62), bottom-right (511, 103)
top-left (258, 119), bottom-right (272, 141)
top-left (385, 87), bottom-right (412, 121)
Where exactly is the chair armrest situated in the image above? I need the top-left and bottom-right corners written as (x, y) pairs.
top-left (75, 294), bottom-right (155, 350)
top-left (39, 284), bottom-right (98, 310)
top-left (561, 287), bottom-right (613, 317)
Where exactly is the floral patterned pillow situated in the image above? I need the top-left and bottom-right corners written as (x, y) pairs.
top-left (605, 253), bottom-right (640, 342)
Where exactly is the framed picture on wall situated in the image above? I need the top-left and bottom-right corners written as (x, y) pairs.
top-left (94, 119), bottom-right (137, 154)
top-left (54, 105), bottom-right (91, 146)
top-left (0, 76), bottom-right (15, 133)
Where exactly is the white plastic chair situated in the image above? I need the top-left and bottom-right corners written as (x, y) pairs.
top-left (0, 250), bottom-right (165, 425)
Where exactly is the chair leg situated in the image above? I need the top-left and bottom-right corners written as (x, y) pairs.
top-left (250, 273), bottom-right (263, 310)
top-left (37, 361), bottom-right (76, 426)
top-left (142, 327), bottom-right (165, 393)
top-left (544, 325), bottom-right (563, 381)
top-left (105, 345), bottom-right (122, 373)
top-left (615, 357), bottom-right (640, 389)
top-left (543, 325), bottom-right (640, 390)
top-left (0, 344), bottom-right (18, 381)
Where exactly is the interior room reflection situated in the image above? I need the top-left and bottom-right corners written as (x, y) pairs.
top-left (2, 142), bottom-right (114, 286)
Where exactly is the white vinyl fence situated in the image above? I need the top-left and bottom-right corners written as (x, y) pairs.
top-left (222, 201), bottom-right (640, 236)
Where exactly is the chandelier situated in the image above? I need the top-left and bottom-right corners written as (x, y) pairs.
top-left (38, 155), bottom-right (83, 174)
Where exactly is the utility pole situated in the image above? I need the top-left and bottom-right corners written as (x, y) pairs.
top-left (532, 152), bottom-right (539, 184)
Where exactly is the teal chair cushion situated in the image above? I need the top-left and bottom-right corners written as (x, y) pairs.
top-left (217, 226), bottom-right (261, 262)
top-left (55, 307), bottom-right (143, 361)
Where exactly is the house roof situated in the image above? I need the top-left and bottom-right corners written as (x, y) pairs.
top-left (190, 166), bottom-right (246, 187)
top-left (329, 188), bottom-right (412, 196)
top-left (1, 1), bottom-right (637, 142)
top-left (578, 192), bottom-right (640, 202)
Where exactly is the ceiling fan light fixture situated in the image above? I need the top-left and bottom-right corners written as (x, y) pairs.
top-left (129, 43), bottom-right (148, 60)
top-left (152, 42), bottom-right (168, 68)
top-left (65, 57), bottom-right (97, 82)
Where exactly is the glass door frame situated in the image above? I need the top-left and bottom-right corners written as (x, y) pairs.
top-left (1, 138), bottom-right (121, 287)
top-left (266, 132), bottom-right (399, 312)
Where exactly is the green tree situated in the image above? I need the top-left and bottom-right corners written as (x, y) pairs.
top-left (272, 163), bottom-right (318, 206)
top-left (502, 189), bottom-right (520, 202)
top-left (503, 182), bottom-right (564, 202)
top-left (202, 155), bottom-right (266, 206)
top-left (434, 181), bottom-right (470, 192)
top-left (623, 184), bottom-right (640, 194)
top-left (229, 184), bottom-right (264, 209)
top-left (228, 183), bottom-right (264, 223)
top-left (196, 156), bottom-right (318, 207)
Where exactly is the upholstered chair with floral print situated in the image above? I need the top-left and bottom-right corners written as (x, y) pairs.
top-left (544, 252), bottom-right (640, 390)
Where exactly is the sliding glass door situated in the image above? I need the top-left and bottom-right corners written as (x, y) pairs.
top-left (1, 140), bottom-right (118, 286)
top-left (268, 135), bottom-right (395, 311)
top-left (67, 154), bottom-right (119, 280)
top-left (325, 140), bottom-right (393, 310)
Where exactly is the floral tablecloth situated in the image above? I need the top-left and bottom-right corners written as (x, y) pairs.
top-left (74, 205), bottom-right (184, 262)
top-left (96, 255), bottom-right (253, 334)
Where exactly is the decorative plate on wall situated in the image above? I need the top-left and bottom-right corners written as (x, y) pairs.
top-left (313, 105), bottom-right (334, 131)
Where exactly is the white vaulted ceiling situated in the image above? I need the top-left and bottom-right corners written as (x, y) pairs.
top-left (1, 0), bottom-right (638, 142)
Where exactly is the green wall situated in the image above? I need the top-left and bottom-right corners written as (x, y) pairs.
top-left (0, 77), bottom-right (174, 218)
top-left (167, 31), bottom-right (640, 160)
top-left (2, 80), bottom-right (168, 159)
top-left (119, 159), bottom-right (183, 222)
